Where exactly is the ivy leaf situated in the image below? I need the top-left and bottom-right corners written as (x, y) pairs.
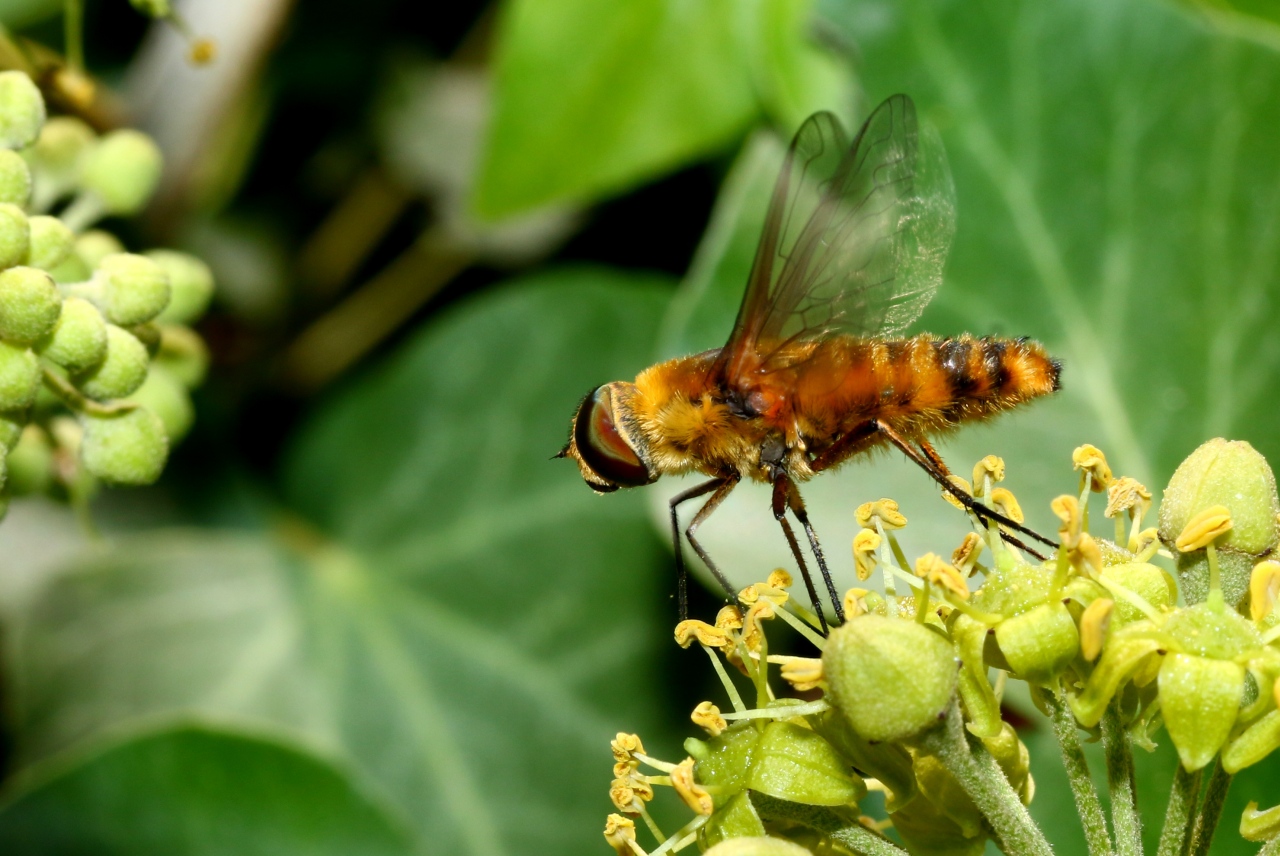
top-left (0, 724), bottom-right (416, 856)
top-left (3, 270), bottom-right (682, 855)
top-left (474, 0), bottom-right (853, 218)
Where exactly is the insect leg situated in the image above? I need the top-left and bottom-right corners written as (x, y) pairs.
top-left (874, 420), bottom-right (1058, 550)
top-left (780, 476), bottom-right (846, 624)
top-left (771, 476), bottom-right (829, 634)
top-left (670, 478), bottom-right (730, 619)
top-left (684, 475), bottom-right (742, 610)
top-left (809, 420), bottom-right (880, 473)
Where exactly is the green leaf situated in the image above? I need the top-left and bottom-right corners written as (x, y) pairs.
top-left (655, 0), bottom-right (1280, 596)
top-left (0, 723), bottom-right (415, 856)
top-left (474, 0), bottom-right (853, 218)
top-left (5, 269), bottom-right (683, 856)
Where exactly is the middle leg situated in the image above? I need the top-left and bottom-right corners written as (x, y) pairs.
top-left (777, 472), bottom-right (846, 624)
top-left (771, 475), bottom-right (829, 634)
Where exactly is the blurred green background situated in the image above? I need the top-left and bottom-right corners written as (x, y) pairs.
top-left (2, 0), bottom-right (1280, 853)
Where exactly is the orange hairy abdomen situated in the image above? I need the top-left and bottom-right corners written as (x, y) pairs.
top-left (772, 334), bottom-right (1061, 441)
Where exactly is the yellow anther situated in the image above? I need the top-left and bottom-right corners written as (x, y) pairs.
top-left (1071, 533), bottom-right (1103, 575)
top-left (1104, 476), bottom-right (1152, 519)
top-left (1051, 494), bottom-right (1082, 548)
top-left (604, 814), bottom-right (645, 856)
top-left (715, 605), bottom-right (744, 632)
top-left (741, 570), bottom-right (792, 607)
top-left (855, 498), bottom-right (907, 530)
top-left (671, 758), bottom-right (714, 816)
top-left (942, 475), bottom-right (972, 510)
top-left (611, 733), bottom-right (645, 764)
top-left (609, 778), bottom-right (645, 814)
top-left (1250, 561), bottom-right (1280, 623)
top-left (691, 701), bottom-right (727, 737)
top-left (972, 455), bottom-right (1006, 495)
top-left (990, 487), bottom-right (1025, 525)
top-left (674, 620), bottom-right (729, 649)
top-left (952, 532), bottom-right (984, 576)
top-left (915, 552), bottom-right (970, 600)
top-left (1080, 598), bottom-right (1114, 661)
top-left (1073, 444), bottom-right (1113, 490)
top-left (767, 569), bottom-right (793, 590)
top-left (1175, 505), bottom-right (1233, 552)
top-left (778, 656), bottom-right (825, 692)
top-left (843, 587), bottom-right (870, 618)
top-left (740, 599), bottom-right (776, 652)
top-left (1131, 527), bottom-right (1160, 556)
top-left (853, 528), bottom-right (881, 580)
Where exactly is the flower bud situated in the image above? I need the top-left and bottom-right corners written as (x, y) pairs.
top-left (79, 130), bottom-right (162, 215)
top-left (126, 365), bottom-right (191, 442)
top-left (703, 838), bottom-right (814, 856)
top-left (80, 406), bottom-right (169, 484)
top-left (0, 149), bottom-right (31, 206)
top-left (823, 614), bottom-right (956, 741)
top-left (0, 409), bottom-right (24, 450)
top-left (6, 423), bottom-right (51, 495)
top-left (747, 719), bottom-right (865, 806)
top-left (74, 230), bottom-right (125, 269)
top-left (24, 215), bottom-right (74, 272)
top-left (1159, 439), bottom-right (1280, 607)
top-left (89, 253), bottom-right (171, 326)
top-left (73, 325), bottom-right (148, 400)
top-left (155, 325), bottom-right (209, 388)
top-left (1159, 652), bottom-right (1245, 771)
top-left (147, 249), bottom-right (213, 324)
top-left (24, 116), bottom-right (94, 193)
top-left (0, 71), bottom-right (45, 150)
top-left (0, 203), bottom-right (29, 270)
top-left (36, 295), bottom-right (106, 373)
top-left (949, 612), bottom-right (1002, 738)
top-left (1101, 562), bottom-right (1177, 623)
top-left (0, 340), bottom-right (39, 411)
top-left (993, 602), bottom-right (1079, 684)
top-left (0, 266), bottom-right (61, 345)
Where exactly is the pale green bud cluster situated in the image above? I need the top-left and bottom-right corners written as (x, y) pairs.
top-left (602, 439), bottom-right (1280, 856)
top-left (0, 71), bottom-right (217, 517)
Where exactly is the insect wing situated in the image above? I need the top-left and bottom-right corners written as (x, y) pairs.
top-left (718, 95), bottom-right (957, 381)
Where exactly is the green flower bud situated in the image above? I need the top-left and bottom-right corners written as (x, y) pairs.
top-left (1241, 801), bottom-right (1280, 842)
top-left (155, 324), bottom-right (209, 387)
top-left (1101, 562), bottom-right (1177, 623)
top-left (0, 71), bottom-right (46, 150)
top-left (1164, 600), bottom-right (1261, 659)
top-left (45, 252), bottom-right (90, 285)
top-left (994, 602), bottom-right (1080, 684)
top-left (0, 149), bottom-right (32, 206)
top-left (691, 721), bottom-right (758, 800)
top-left (1159, 652), bottom-right (1245, 771)
top-left (23, 116), bottom-right (94, 196)
top-left (73, 325), bottom-right (148, 400)
top-left (0, 202), bottom-right (30, 270)
top-left (74, 230), bottom-right (125, 269)
top-left (91, 253), bottom-right (171, 326)
top-left (703, 838), bottom-right (813, 856)
top-left (823, 614), bottom-right (957, 742)
top-left (1222, 708), bottom-right (1280, 773)
top-left (0, 265), bottom-right (61, 345)
top-left (699, 793), bottom-right (766, 849)
top-left (983, 722), bottom-right (1034, 804)
top-left (80, 406), bottom-right (168, 484)
top-left (1159, 438), bottom-right (1280, 607)
top-left (79, 129), bottom-right (162, 215)
top-left (6, 423), bottom-right (51, 495)
top-left (126, 363), bottom-right (191, 441)
top-left (36, 295), bottom-right (106, 372)
top-left (147, 249), bottom-right (213, 324)
top-left (748, 719), bottom-right (864, 806)
top-left (24, 215), bottom-right (74, 271)
top-left (0, 340), bottom-right (40, 410)
top-left (0, 409), bottom-right (25, 450)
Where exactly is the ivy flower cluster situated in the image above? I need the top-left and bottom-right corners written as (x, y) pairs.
top-left (0, 70), bottom-right (214, 520)
top-left (601, 438), bottom-right (1280, 856)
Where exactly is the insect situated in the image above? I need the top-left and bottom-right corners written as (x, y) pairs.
top-left (558, 94), bottom-right (1061, 629)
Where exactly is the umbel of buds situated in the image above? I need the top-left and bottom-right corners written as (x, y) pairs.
top-left (0, 70), bottom-right (217, 522)
top-left (599, 439), bottom-right (1280, 856)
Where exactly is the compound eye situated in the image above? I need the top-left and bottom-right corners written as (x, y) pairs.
top-left (574, 386), bottom-right (651, 488)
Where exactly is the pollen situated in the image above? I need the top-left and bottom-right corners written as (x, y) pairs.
top-left (1052, 494), bottom-right (1082, 548)
top-left (1175, 505), bottom-right (1233, 552)
top-left (942, 475), bottom-right (972, 510)
top-left (843, 587), bottom-right (870, 618)
top-left (670, 758), bottom-right (714, 816)
top-left (1080, 598), bottom-right (1114, 661)
top-left (1250, 561), bottom-right (1280, 623)
top-left (915, 552), bottom-right (969, 600)
top-left (1105, 476), bottom-right (1152, 519)
top-left (777, 655), bottom-right (825, 692)
top-left (972, 455), bottom-right (1005, 495)
top-left (1073, 444), bottom-right (1113, 491)
top-left (856, 498), bottom-right (907, 529)
top-left (853, 528), bottom-right (881, 580)
top-left (990, 487), bottom-right (1024, 524)
top-left (604, 814), bottom-right (645, 856)
top-left (675, 620), bottom-right (730, 649)
top-left (952, 532), bottom-right (984, 576)
top-left (691, 701), bottom-right (727, 736)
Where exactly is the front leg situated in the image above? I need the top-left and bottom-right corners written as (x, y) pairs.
top-left (670, 475), bottom-right (742, 619)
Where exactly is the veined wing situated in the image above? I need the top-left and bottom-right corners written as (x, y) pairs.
top-left (716, 95), bottom-right (956, 383)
